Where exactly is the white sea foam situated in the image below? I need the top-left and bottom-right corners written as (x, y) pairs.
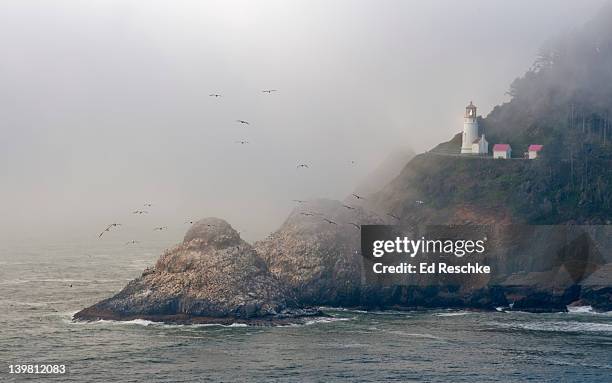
top-left (496, 321), bottom-right (612, 333)
top-left (433, 311), bottom-right (471, 317)
top-left (303, 316), bottom-right (354, 326)
top-left (367, 310), bottom-right (413, 316)
top-left (68, 318), bottom-right (250, 328)
top-left (566, 305), bottom-right (612, 315)
top-left (567, 305), bottom-right (596, 314)
top-left (319, 307), bottom-right (369, 314)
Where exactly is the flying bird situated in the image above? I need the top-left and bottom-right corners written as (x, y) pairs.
top-left (98, 223), bottom-right (121, 238)
top-left (261, 89), bottom-right (277, 93)
top-left (415, 200), bottom-right (425, 205)
top-left (292, 199), bottom-right (307, 203)
top-left (153, 226), bottom-right (168, 231)
top-left (144, 203), bottom-right (153, 207)
top-left (132, 210), bottom-right (148, 215)
top-left (347, 222), bottom-right (360, 229)
top-left (296, 164), bottom-right (309, 169)
top-left (209, 93), bottom-right (222, 98)
top-left (300, 212), bottom-right (316, 216)
top-left (185, 220), bottom-right (194, 224)
top-left (387, 213), bottom-right (400, 220)
top-left (351, 193), bottom-right (366, 200)
top-left (342, 204), bottom-right (356, 210)
top-left (236, 120), bottom-right (250, 125)
top-left (235, 140), bottom-right (249, 145)
top-left (323, 218), bottom-right (337, 225)
top-left (126, 240), bottom-right (140, 245)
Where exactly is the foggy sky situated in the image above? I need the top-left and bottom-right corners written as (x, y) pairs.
top-left (0, 0), bottom-right (607, 244)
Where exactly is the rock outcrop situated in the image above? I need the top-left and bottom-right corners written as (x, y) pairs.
top-left (254, 199), bottom-right (385, 306)
top-left (74, 218), bottom-right (322, 324)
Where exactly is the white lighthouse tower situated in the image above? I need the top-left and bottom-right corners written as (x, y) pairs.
top-left (461, 101), bottom-right (479, 154)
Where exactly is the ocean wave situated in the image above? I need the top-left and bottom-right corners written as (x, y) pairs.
top-left (496, 321), bottom-right (612, 333)
top-left (385, 330), bottom-right (445, 341)
top-left (303, 316), bottom-right (353, 326)
top-left (566, 305), bottom-right (612, 316)
top-left (433, 311), bottom-right (471, 317)
top-left (366, 310), bottom-right (414, 316)
top-left (319, 307), bottom-right (369, 314)
top-left (68, 318), bottom-right (249, 328)
top-left (275, 316), bottom-right (354, 328)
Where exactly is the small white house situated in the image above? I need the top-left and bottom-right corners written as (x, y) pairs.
top-left (493, 144), bottom-right (512, 159)
top-left (528, 145), bottom-right (543, 159)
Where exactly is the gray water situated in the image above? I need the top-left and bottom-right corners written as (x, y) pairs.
top-left (1, 240), bottom-right (611, 382)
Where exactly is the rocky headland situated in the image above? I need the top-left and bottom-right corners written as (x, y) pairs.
top-left (75, 9), bottom-right (612, 324)
top-left (74, 218), bottom-right (323, 325)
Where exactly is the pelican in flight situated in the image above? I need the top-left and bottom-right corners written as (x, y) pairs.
top-left (132, 210), bottom-right (148, 215)
top-left (347, 222), bottom-right (360, 229)
top-left (98, 223), bottom-right (121, 238)
top-left (236, 120), bottom-right (250, 125)
top-left (323, 218), bottom-right (337, 225)
top-left (351, 193), bottom-right (366, 200)
top-left (300, 212), bottom-right (316, 216)
top-left (416, 200), bottom-right (425, 205)
top-left (297, 164), bottom-right (309, 169)
top-left (153, 226), bottom-right (168, 231)
top-left (209, 93), bottom-right (222, 98)
top-left (144, 203), bottom-right (153, 207)
top-left (185, 220), bottom-right (195, 224)
top-left (342, 204), bottom-right (356, 210)
top-left (262, 89), bottom-right (277, 93)
top-left (293, 199), bottom-right (307, 203)
top-left (235, 140), bottom-right (249, 145)
top-left (126, 240), bottom-right (140, 245)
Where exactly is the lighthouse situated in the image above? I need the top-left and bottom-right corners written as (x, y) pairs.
top-left (461, 101), bottom-right (488, 155)
top-left (461, 102), bottom-right (479, 154)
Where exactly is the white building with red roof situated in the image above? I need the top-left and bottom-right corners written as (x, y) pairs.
top-left (493, 144), bottom-right (512, 159)
top-left (528, 144), bottom-right (543, 159)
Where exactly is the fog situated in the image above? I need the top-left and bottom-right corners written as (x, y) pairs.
top-left (0, 0), bottom-right (607, 243)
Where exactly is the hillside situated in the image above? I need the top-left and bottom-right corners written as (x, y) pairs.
top-left (369, 6), bottom-right (612, 225)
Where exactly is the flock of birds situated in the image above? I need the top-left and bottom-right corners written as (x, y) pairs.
top-left (97, 88), bottom-right (427, 243)
top-left (291, 194), bottom-right (424, 231)
top-left (98, 201), bottom-right (222, 243)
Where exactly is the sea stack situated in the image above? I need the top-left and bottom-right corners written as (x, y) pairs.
top-left (74, 218), bottom-right (320, 325)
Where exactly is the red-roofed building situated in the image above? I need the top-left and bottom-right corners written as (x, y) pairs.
top-left (493, 144), bottom-right (512, 159)
top-left (528, 145), bottom-right (543, 159)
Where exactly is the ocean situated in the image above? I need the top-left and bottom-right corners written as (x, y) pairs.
top-left (1, 239), bottom-right (611, 382)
